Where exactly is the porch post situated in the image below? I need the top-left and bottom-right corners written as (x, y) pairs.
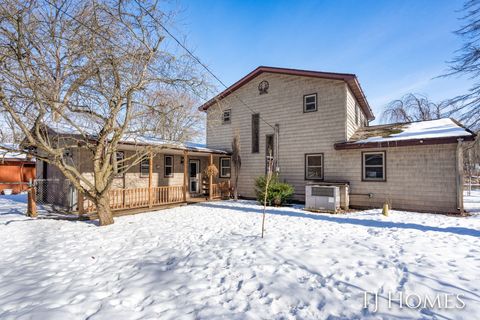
top-left (209, 154), bottom-right (213, 200)
top-left (148, 151), bottom-right (153, 208)
top-left (183, 150), bottom-right (188, 202)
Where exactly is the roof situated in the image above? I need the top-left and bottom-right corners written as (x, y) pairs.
top-left (334, 118), bottom-right (475, 150)
top-left (198, 66), bottom-right (375, 120)
top-left (45, 123), bottom-right (230, 155)
top-left (0, 143), bottom-right (35, 161)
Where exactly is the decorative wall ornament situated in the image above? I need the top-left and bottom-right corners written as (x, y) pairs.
top-left (258, 80), bottom-right (269, 95)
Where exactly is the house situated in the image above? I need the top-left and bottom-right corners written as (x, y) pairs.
top-left (200, 66), bottom-right (476, 213)
top-left (32, 125), bottom-right (231, 214)
top-left (0, 145), bottom-right (35, 194)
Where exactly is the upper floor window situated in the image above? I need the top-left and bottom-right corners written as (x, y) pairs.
top-left (223, 109), bottom-right (231, 124)
top-left (164, 155), bottom-right (173, 178)
top-left (140, 157), bottom-right (150, 178)
top-left (362, 151), bottom-right (386, 181)
top-left (252, 114), bottom-right (260, 153)
top-left (303, 93), bottom-right (317, 112)
top-left (220, 157), bottom-right (231, 178)
top-left (355, 104), bottom-right (360, 125)
top-left (305, 153), bottom-right (323, 180)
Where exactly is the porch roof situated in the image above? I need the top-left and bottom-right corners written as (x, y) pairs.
top-left (43, 123), bottom-right (230, 155)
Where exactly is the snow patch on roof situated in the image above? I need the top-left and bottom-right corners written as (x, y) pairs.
top-left (352, 118), bottom-right (473, 144)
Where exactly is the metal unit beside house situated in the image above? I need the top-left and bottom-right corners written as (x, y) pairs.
top-left (200, 66), bottom-right (476, 213)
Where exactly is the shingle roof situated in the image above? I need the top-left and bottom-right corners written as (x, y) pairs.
top-left (334, 118), bottom-right (475, 150)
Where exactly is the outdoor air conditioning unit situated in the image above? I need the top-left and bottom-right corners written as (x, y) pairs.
top-left (305, 185), bottom-right (340, 212)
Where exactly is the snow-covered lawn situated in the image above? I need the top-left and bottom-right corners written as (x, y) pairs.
top-left (0, 195), bottom-right (479, 319)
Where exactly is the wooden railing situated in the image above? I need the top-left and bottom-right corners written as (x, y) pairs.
top-left (84, 185), bottom-right (184, 213)
top-left (211, 181), bottom-right (230, 199)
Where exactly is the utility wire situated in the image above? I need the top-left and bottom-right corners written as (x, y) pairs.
top-left (133, 0), bottom-right (275, 129)
top-left (42, 0), bottom-right (274, 129)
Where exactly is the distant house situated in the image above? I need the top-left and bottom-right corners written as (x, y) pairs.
top-left (0, 146), bottom-right (35, 194)
top-left (200, 66), bottom-right (476, 213)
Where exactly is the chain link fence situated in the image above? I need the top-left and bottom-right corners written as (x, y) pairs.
top-left (34, 179), bottom-right (77, 213)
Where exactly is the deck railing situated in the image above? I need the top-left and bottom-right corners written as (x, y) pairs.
top-left (211, 181), bottom-right (230, 199)
top-left (84, 185), bottom-right (184, 213)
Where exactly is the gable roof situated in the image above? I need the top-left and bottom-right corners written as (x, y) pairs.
top-left (334, 118), bottom-right (475, 150)
top-left (198, 66), bottom-right (375, 120)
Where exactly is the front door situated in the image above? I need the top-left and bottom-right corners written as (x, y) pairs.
top-left (189, 160), bottom-right (200, 194)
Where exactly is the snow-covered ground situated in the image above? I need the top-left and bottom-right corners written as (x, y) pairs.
top-left (0, 194), bottom-right (479, 319)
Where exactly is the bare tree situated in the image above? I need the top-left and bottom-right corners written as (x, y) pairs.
top-left (261, 148), bottom-right (273, 238)
top-left (231, 130), bottom-right (241, 201)
top-left (381, 93), bottom-right (444, 124)
top-left (0, 0), bottom-right (204, 225)
top-left (443, 0), bottom-right (480, 130)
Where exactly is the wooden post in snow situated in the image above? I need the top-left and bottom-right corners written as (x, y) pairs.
top-left (456, 138), bottom-right (464, 213)
top-left (27, 180), bottom-right (37, 217)
top-left (209, 154), bottom-right (213, 200)
top-left (148, 151), bottom-right (153, 208)
top-left (183, 150), bottom-right (188, 203)
top-left (78, 190), bottom-right (84, 215)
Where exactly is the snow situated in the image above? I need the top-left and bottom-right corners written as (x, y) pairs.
top-left (355, 118), bottom-right (473, 144)
top-left (0, 143), bottom-right (31, 160)
top-left (1, 195), bottom-right (480, 319)
top-left (464, 189), bottom-right (480, 214)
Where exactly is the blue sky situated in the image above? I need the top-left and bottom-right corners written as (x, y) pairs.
top-left (173, 0), bottom-right (470, 123)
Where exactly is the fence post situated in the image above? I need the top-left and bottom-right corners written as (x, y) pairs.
top-left (77, 190), bottom-right (84, 215)
top-left (27, 179), bottom-right (37, 217)
top-left (148, 151), bottom-right (153, 208)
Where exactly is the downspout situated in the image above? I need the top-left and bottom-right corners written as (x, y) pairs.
top-left (456, 138), bottom-right (464, 213)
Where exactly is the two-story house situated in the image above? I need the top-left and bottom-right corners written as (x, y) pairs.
top-left (200, 66), bottom-right (475, 213)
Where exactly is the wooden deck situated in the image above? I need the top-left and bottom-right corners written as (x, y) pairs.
top-left (80, 182), bottom-right (230, 216)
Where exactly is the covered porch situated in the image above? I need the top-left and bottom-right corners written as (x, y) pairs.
top-left (79, 144), bottom-right (231, 216)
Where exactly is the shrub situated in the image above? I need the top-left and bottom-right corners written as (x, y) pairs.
top-left (255, 175), bottom-right (294, 206)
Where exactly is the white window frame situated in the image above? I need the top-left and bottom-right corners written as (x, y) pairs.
top-left (305, 153), bottom-right (323, 180)
top-left (362, 151), bottom-right (386, 181)
top-left (164, 155), bottom-right (174, 178)
top-left (140, 157), bottom-right (150, 178)
top-left (303, 93), bottom-right (317, 113)
top-left (220, 157), bottom-right (231, 178)
top-left (222, 109), bottom-right (231, 124)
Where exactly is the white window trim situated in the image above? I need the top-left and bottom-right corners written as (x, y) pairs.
top-left (362, 151), bottom-right (386, 181)
top-left (222, 109), bottom-right (231, 124)
top-left (220, 157), bottom-right (231, 178)
top-left (164, 155), bottom-right (174, 178)
top-left (303, 93), bottom-right (317, 112)
top-left (305, 153), bottom-right (323, 180)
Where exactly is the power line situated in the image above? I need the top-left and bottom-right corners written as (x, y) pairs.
top-left (133, 0), bottom-right (275, 129)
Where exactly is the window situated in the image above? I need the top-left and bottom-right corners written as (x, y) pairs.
top-left (305, 153), bottom-right (323, 180)
top-left (164, 155), bottom-right (173, 178)
top-left (220, 157), bottom-right (231, 178)
top-left (355, 104), bottom-right (359, 125)
top-left (252, 114), bottom-right (259, 153)
top-left (223, 109), bottom-right (231, 124)
top-left (140, 157), bottom-right (150, 177)
top-left (362, 151), bottom-right (386, 181)
top-left (303, 93), bottom-right (317, 112)
top-left (114, 151), bottom-right (125, 176)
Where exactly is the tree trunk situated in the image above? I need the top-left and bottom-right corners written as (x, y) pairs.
top-left (96, 193), bottom-right (114, 226)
